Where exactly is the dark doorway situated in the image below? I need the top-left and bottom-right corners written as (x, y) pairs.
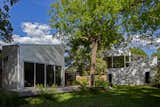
top-left (55, 66), bottom-right (61, 86)
top-left (36, 63), bottom-right (44, 85)
top-left (24, 62), bottom-right (34, 87)
top-left (65, 72), bottom-right (76, 86)
top-left (46, 65), bottom-right (54, 87)
top-left (108, 74), bottom-right (112, 86)
top-left (145, 72), bottom-right (150, 84)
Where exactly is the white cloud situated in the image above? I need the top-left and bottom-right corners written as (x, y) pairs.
top-left (128, 35), bottom-right (160, 49)
top-left (12, 34), bottom-right (61, 44)
top-left (21, 22), bottom-right (51, 37)
top-left (0, 22), bottom-right (61, 47)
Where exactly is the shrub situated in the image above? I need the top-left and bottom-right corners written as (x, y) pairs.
top-left (95, 76), bottom-right (108, 89)
top-left (50, 84), bottom-right (58, 93)
top-left (35, 84), bottom-right (47, 95)
top-left (76, 76), bottom-right (89, 90)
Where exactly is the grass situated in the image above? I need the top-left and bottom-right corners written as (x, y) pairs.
top-left (1, 86), bottom-right (160, 107)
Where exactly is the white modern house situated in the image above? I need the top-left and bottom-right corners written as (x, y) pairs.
top-left (1, 44), bottom-right (65, 91)
top-left (104, 48), bottom-right (157, 85)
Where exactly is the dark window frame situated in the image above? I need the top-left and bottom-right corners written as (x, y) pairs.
top-left (105, 56), bottom-right (131, 68)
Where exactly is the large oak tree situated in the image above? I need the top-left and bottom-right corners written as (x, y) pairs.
top-left (50, 0), bottom-right (160, 87)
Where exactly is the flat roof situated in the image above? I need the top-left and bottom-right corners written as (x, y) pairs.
top-left (2, 43), bottom-right (63, 47)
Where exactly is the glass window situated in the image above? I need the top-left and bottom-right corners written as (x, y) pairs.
top-left (105, 56), bottom-right (130, 68)
top-left (113, 56), bottom-right (124, 68)
top-left (105, 57), bottom-right (112, 68)
top-left (36, 63), bottom-right (44, 85)
top-left (55, 66), bottom-right (61, 86)
top-left (24, 62), bottom-right (34, 87)
top-left (46, 65), bottom-right (54, 87)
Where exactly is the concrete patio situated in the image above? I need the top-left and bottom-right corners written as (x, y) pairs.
top-left (15, 86), bottom-right (80, 97)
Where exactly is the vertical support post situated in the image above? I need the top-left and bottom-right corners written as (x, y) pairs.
top-left (61, 67), bottom-right (65, 87)
top-left (129, 52), bottom-right (131, 62)
top-left (44, 64), bottom-right (47, 87)
top-left (112, 55), bottom-right (113, 68)
top-left (34, 63), bottom-right (36, 88)
top-left (54, 65), bottom-right (56, 85)
top-left (17, 46), bottom-right (20, 90)
top-left (124, 55), bottom-right (126, 68)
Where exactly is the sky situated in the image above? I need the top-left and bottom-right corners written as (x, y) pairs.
top-left (2, 0), bottom-right (61, 45)
top-left (2, 0), bottom-right (158, 56)
top-left (10, 0), bottom-right (54, 36)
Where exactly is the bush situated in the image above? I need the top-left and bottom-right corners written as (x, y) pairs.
top-left (76, 75), bottom-right (108, 91)
top-left (76, 76), bottom-right (89, 90)
top-left (35, 84), bottom-right (47, 95)
top-left (95, 76), bottom-right (108, 89)
top-left (50, 84), bottom-right (58, 93)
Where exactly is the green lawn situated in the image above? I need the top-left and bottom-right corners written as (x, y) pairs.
top-left (1, 86), bottom-right (160, 107)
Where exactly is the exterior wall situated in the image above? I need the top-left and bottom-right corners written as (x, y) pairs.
top-left (2, 44), bottom-right (65, 90)
top-left (0, 51), bottom-right (2, 88)
top-left (2, 45), bottom-right (19, 89)
top-left (107, 57), bottom-right (156, 85)
top-left (19, 44), bottom-right (64, 66)
top-left (18, 44), bottom-right (65, 89)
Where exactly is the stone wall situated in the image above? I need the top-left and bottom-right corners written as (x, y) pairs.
top-left (107, 57), bottom-right (157, 85)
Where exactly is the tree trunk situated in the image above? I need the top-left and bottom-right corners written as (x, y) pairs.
top-left (89, 39), bottom-right (98, 87)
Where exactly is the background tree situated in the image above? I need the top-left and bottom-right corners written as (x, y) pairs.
top-left (130, 48), bottom-right (147, 58)
top-left (0, 0), bottom-right (18, 42)
top-left (50, 0), bottom-right (159, 87)
top-left (123, 0), bottom-right (160, 35)
top-left (152, 48), bottom-right (160, 59)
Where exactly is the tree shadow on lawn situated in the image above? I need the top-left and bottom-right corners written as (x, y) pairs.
top-left (0, 89), bottom-right (25, 107)
top-left (21, 86), bottom-right (160, 107)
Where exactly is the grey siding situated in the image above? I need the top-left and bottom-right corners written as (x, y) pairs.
top-left (2, 44), bottom-right (65, 90)
top-left (2, 45), bottom-right (18, 89)
top-left (19, 44), bottom-right (65, 89)
top-left (20, 45), bottom-right (64, 66)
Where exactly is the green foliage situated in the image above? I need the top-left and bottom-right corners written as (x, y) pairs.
top-left (152, 48), bottom-right (160, 59)
top-left (35, 84), bottom-right (47, 95)
top-left (36, 84), bottom-right (58, 95)
top-left (122, 0), bottom-right (160, 34)
top-left (51, 84), bottom-right (58, 93)
top-left (50, 0), bottom-right (126, 48)
top-left (130, 47), bottom-right (147, 58)
top-left (95, 78), bottom-right (108, 88)
top-left (76, 77), bottom-right (89, 90)
top-left (0, 0), bottom-right (18, 42)
top-left (50, 0), bottom-right (159, 86)
top-left (95, 58), bottom-right (107, 75)
top-left (50, 0), bottom-right (127, 77)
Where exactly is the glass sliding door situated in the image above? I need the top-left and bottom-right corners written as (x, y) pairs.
top-left (24, 62), bottom-right (62, 87)
top-left (46, 65), bottom-right (54, 87)
top-left (55, 66), bottom-right (61, 86)
top-left (24, 62), bottom-right (34, 87)
top-left (36, 63), bottom-right (44, 85)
